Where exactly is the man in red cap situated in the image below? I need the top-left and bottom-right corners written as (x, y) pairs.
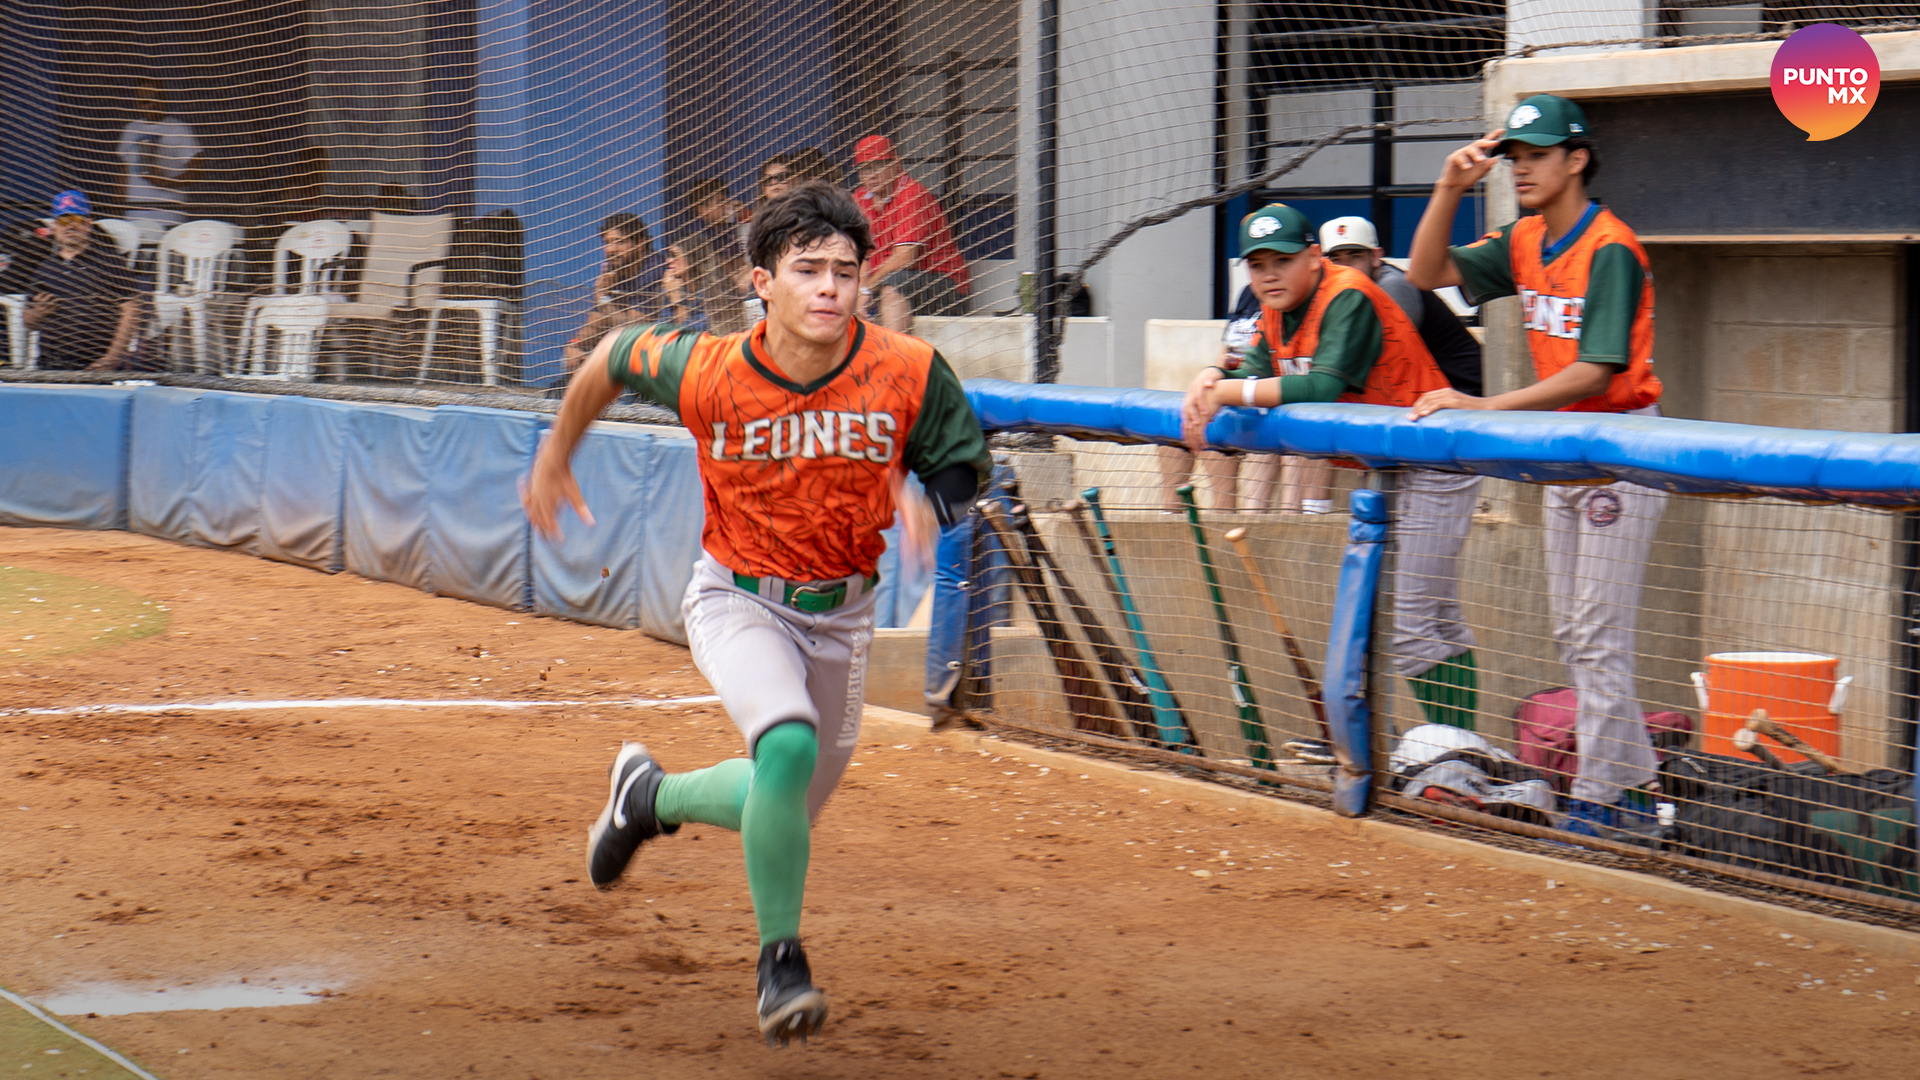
top-left (851, 135), bottom-right (970, 332)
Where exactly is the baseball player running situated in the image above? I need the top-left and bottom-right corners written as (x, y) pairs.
top-left (1406, 94), bottom-right (1666, 832)
top-left (522, 181), bottom-right (989, 1045)
top-left (1181, 205), bottom-right (1480, 731)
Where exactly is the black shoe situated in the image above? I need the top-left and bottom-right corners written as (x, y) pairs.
top-left (757, 938), bottom-right (828, 1047)
top-left (585, 742), bottom-right (678, 889)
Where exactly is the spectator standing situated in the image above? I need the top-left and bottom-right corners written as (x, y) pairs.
top-left (851, 135), bottom-right (970, 332)
top-left (22, 190), bottom-right (148, 371)
top-left (683, 177), bottom-right (751, 335)
top-left (1407, 95), bottom-right (1667, 824)
top-left (115, 77), bottom-right (203, 234)
top-left (1319, 215), bottom-right (1486, 730)
top-left (1319, 216), bottom-right (1482, 396)
top-left (563, 212), bottom-right (669, 372)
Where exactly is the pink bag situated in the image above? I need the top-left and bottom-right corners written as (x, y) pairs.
top-left (1514, 687), bottom-right (1695, 795)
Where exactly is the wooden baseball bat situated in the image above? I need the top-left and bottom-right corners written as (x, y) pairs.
top-left (1744, 709), bottom-right (1843, 775)
top-left (1222, 526), bottom-right (1331, 744)
top-left (1176, 486), bottom-right (1273, 769)
top-left (1731, 726), bottom-right (1786, 770)
top-left (1010, 500), bottom-right (1162, 745)
top-left (978, 502), bottom-right (1124, 738)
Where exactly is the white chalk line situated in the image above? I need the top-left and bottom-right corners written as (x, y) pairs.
top-left (0, 985), bottom-right (165, 1080)
top-left (0, 695), bottom-right (720, 718)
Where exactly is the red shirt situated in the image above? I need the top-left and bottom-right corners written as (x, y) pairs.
top-left (854, 173), bottom-right (970, 295)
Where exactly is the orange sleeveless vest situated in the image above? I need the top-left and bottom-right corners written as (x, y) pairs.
top-left (1510, 209), bottom-right (1660, 412)
top-left (1256, 259), bottom-right (1449, 407)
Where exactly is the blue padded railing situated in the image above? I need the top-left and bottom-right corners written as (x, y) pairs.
top-left (963, 378), bottom-right (1920, 506)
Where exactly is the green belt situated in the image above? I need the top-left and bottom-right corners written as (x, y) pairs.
top-left (733, 570), bottom-right (881, 614)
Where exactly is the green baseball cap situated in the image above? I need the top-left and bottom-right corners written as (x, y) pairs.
top-left (1498, 94), bottom-right (1591, 151)
top-left (1238, 203), bottom-right (1314, 257)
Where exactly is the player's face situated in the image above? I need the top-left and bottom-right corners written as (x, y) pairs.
top-left (1326, 247), bottom-right (1381, 275)
top-left (756, 233), bottom-right (862, 345)
top-left (1508, 144), bottom-right (1589, 209)
top-left (1245, 246), bottom-right (1323, 312)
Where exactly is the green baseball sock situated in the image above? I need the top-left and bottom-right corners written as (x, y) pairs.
top-left (652, 722), bottom-right (817, 946)
top-left (741, 722), bottom-right (816, 945)
top-left (654, 757), bottom-right (753, 831)
top-left (1409, 650), bottom-right (1478, 731)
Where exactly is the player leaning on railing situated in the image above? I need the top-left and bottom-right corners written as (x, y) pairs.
top-left (520, 181), bottom-right (990, 1047)
top-left (1179, 205), bottom-right (1485, 738)
top-left (1405, 93), bottom-right (1667, 836)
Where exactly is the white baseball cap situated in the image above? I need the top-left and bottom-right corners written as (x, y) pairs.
top-left (1318, 216), bottom-right (1379, 253)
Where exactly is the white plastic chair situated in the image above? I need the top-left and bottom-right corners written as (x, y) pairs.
top-left (93, 218), bottom-right (143, 268)
top-left (152, 220), bottom-right (241, 374)
top-left (416, 298), bottom-right (506, 386)
top-left (238, 221), bottom-right (354, 378)
top-left (0, 295), bottom-right (34, 369)
top-left (241, 295), bottom-right (333, 381)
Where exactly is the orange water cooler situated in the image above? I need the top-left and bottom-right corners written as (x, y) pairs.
top-left (1691, 651), bottom-right (1849, 763)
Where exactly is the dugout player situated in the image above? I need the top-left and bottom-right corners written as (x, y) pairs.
top-left (1405, 94), bottom-right (1667, 830)
top-left (522, 181), bottom-right (990, 1046)
top-left (1181, 205), bottom-right (1483, 731)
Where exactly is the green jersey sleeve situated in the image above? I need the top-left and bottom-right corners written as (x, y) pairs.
top-left (1277, 287), bottom-right (1381, 402)
top-left (1240, 331), bottom-right (1274, 380)
top-left (1574, 243), bottom-right (1644, 370)
top-left (606, 323), bottom-right (703, 414)
top-left (1449, 222), bottom-right (1517, 306)
top-left (904, 351), bottom-right (992, 482)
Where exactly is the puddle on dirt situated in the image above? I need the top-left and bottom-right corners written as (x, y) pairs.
top-left (38, 979), bottom-right (332, 1016)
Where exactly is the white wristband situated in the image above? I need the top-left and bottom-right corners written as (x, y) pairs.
top-left (1242, 378), bottom-right (1259, 406)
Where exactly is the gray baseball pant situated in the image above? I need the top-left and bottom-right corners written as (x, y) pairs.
top-left (1544, 481), bottom-right (1668, 803)
top-left (1390, 470), bottom-right (1482, 678)
top-left (682, 555), bottom-right (875, 821)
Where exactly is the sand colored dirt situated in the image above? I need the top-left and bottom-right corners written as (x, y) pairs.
top-left (3, 527), bottom-right (1919, 1079)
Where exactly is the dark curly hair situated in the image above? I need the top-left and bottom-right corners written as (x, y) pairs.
top-left (747, 179), bottom-right (873, 271)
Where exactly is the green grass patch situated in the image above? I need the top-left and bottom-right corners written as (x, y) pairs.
top-left (0, 566), bottom-right (170, 663)
top-left (0, 994), bottom-right (151, 1078)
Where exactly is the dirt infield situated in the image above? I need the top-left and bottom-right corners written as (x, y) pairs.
top-left (3, 527), bottom-right (1919, 1079)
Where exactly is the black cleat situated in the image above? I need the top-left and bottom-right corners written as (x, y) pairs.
top-left (585, 742), bottom-right (678, 889)
top-left (757, 938), bottom-right (828, 1047)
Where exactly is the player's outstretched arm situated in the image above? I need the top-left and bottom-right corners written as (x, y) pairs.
top-left (1406, 129), bottom-right (1502, 291)
top-left (522, 332), bottom-right (623, 539)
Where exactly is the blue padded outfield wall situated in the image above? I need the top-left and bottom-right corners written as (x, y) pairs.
top-left (0, 385), bottom-right (931, 643)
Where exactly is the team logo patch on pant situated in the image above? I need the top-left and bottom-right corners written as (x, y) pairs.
top-left (1586, 490), bottom-right (1622, 529)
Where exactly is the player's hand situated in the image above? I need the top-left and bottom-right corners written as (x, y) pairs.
top-left (521, 446), bottom-right (594, 541)
top-left (1181, 365), bottom-right (1226, 452)
top-left (1408, 387), bottom-right (1489, 420)
top-left (1436, 129), bottom-right (1504, 191)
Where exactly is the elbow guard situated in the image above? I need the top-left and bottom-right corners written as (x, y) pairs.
top-left (924, 463), bottom-right (980, 528)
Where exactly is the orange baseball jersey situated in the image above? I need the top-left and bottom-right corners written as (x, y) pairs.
top-left (607, 319), bottom-right (989, 582)
top-left (1252, 259), bottom-right (1450, 406)
top-left (1453, 205), bottom-right (1661, 413)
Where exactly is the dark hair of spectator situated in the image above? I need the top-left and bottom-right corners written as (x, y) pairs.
top-left (759, 153), bottom-right (792, 183)
top-left (1562, 137), bottom-right (1601, 186)
top-left (688, 177), bottom-right (730, 209)
top-left (748, 180), bottom-right (872, 271)
top-left (601, 211), bottom-right (653, 250)
top-left (789, 147), bottom-right (835, 185)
